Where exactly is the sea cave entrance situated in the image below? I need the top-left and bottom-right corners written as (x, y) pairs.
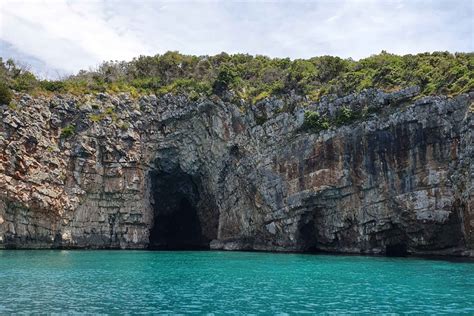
top-left (148, 166), bottom-right (216, 250)
top-left (385, 243), bottom-right (408, 257)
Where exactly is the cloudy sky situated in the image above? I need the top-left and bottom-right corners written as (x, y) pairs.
top-left (0, 0), bottom-right (473, 78)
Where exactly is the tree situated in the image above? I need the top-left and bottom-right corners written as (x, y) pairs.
top-left (212, 65), bottom-right (239, 95)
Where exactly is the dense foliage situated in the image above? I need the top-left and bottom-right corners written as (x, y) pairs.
top-left (302, 111), bottom-right (330, 131)
top-left (1, 51), bottom-right (473, 103)
top-left (0, 82), bottom-right (12, 105)
top-left (303, 105), bottom-right (364, 132)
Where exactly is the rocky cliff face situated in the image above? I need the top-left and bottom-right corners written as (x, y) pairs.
top-left (0, 88), bottom-right (472, 257)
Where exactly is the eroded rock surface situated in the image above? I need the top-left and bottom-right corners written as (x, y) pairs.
top-left (0, 88), bottom-right (472, 256)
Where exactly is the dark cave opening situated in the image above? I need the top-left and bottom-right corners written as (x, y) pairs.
top-left (148, 167), bottom-right (210, 250)
top-left (297, 214), bottom-right (319, 252)
top-left (385, 243), bottom-right (408, 257)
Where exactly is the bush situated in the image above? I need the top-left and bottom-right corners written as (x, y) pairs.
top-left (89, 114), bottom-right (102, 122)
top-left (335, 106), bottom-right (358, 125)
top-left (158, 78), bottom-right (211, 97)
top-left (130, 78), bottom-right (162, 91)
top-left (212, 65), bottom-right (239, 95)
top-left (303, 111), bottom-right (330, 131)
top-left (0, 82), bottom-right (12, 105)
top-left (60, 125), bottom-right (75, 138)
top-left (11, 72), bottom-right (38, 92)
top-left (119, 121), bottom-right (130, 130)
top-left (40, 80), bottom-right (65, 92)
top-left (303, 106), bottom-right (362, 133)
top-left (252, 91), bottom-right (270, 104)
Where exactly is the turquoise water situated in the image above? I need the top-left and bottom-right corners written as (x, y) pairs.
top-left (0, 251), bottom-right (473, 314)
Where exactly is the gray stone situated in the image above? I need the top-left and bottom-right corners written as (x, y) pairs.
top-left (0, 89), bottom-right (472, 258)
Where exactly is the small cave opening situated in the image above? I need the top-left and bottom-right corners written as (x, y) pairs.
top-left (385, 243), bottom-right (408, 257)
top-left (297, 214), bottom-right (319, 252)
top-left (149, 167), bottom-right (213, 250)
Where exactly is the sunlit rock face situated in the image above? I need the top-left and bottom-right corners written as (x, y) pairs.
top-left (0, 88), bottom-right (472, 257)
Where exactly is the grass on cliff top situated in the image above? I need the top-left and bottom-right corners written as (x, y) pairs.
top-left (1, 51), bottom-right (473, 105)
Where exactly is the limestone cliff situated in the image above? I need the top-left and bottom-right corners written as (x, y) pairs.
top-left (0, 87), bottom-right (472, 257)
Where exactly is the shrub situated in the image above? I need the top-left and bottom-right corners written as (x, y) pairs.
top-left (303, 111), bottom-right (330, 131)
top-left (60, 125), bottom-right (75, 138)
top-left (11, 72), bottom-right (38, 91)
top-left (119, 121), bottom-right (130, 130)
top-left (252, 91), bottom-right (270, 104)
top-left (158, 78), bottom-right (211, 97)
top-left (212, 65), bottom-right (239, 95)
top-left (40, 80), bottom-right (65, 92)
top-left (8, 101), bottom-right (17, 110)
top-left (335, 106), bottom-right (357, 125)
top-left (0, 82), bottom-right (12, 105)
top-left (104, 107), bottom-right (114, 115)
top-left (89, 114), bottom-right (103, 122)
top-left (130, 78), bottom-right (162, 91)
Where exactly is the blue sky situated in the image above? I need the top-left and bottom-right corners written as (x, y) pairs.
top-left (1, 0), bottom-right (473, 78)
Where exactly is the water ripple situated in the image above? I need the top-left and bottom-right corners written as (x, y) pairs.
top-left (0, 251), bottom-right (473, 314)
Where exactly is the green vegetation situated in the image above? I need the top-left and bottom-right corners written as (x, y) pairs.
top-left (119, 121), bottom-right (130, 130)
top-left (303, 111), bottom-right (330, 131)
top-left (0, 82), bottom-right (12, 105)
top-left (60, 125), bottom-right (75, 138)
top-left (89, 113), bottom-right (103, 123)
top-left (335, 106), bottom-right (360, 126)
top-left (212, 65), bottom-right (239, 95)
top-left (1, 51), bottom-right (473, 104)
top-left (87, 105), bottom-right (118, 124)
top-left (7, 101), bottom-right (17, 110)
top-left (39, 80), bottom-right (65, 92)
top-left (303, 106), bottom-right (364, 131)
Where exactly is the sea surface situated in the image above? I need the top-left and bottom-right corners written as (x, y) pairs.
top-left (0, 250), bottom-right (473, 314)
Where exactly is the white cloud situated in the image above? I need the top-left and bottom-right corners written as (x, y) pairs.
top-left (0, 0), bottom-right (472, 77)
top-left (0, 0), bottom-right (152, 74)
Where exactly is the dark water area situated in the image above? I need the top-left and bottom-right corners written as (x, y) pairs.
top-left (0, 250), bottom-right (473, 314)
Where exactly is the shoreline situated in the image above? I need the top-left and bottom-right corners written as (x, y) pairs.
top-left (1, 247), bottom-right (473, 263)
